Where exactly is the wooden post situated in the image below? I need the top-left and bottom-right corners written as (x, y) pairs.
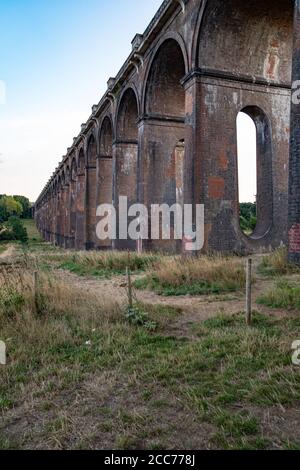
top-left (126, 267), bottom-right (133, 309)
top-left (34, 271), bottom-right (39, 314)
top-left (246, 258), bottom-right (252, 326)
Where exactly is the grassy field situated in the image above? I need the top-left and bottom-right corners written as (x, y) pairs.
top-left (22, 218), bottom-right (43, 242)
top-left (0, 243), bottom-right (300, 450)
top-left (259, 247), bottom-right (300, 277)
top-left (58, 251), bottom-right (159, 279)
top-left (134, 255), bottom-right (249, 296)
top-left (0, 245), bottom-right (7, 255)
top-left (258, 280), bottom-right (300, 310)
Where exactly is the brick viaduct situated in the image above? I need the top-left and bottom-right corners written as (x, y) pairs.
top-left (35, 0), bottom-right (300, 260)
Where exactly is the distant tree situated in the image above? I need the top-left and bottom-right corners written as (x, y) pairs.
top-left (0, 196), bottom-right (23, 222)
top-left (0, 216), bottom-right (28, 243)
top-left (13, 195), bottom-right (32, 219)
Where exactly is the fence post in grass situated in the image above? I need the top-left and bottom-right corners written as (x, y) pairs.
top-left (33, 270), bottom-right (39, 314)
top-left (246, 258), bottom-right (252, 326)
top-left (126, 267), bottom-right (133, 309)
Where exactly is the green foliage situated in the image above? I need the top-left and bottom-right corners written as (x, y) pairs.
top-left (0, 196), bottom-right (22, 222)
top-left (125, 305), bottom-right (157, 331)
top-left (240, 203), bottom-right (257, 234)
top-left (0, 195), bottom-right (32, 222)
top-left (0, 217), bottom-right (28, 243)
top-left (134, 275), bottom-right (242, 297)
top-left (0, 287), bottom-right (25, 319)
top-left (59, 252), bottom-right (159, 279)
top-left (257, 280), bottom-right (300, 310)
top-left (13, 196), bottom-right (32, 219)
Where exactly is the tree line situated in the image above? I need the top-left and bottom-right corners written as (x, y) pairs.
top-left (0, 195), bottom-right (32, 243)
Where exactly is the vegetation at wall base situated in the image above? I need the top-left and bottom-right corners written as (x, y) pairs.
top-left (257, 280), bottom-right (300, 310)
top-left (259, 247), bottom-right (300, 277)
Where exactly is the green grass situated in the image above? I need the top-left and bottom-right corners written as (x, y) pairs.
top-left (1, 244), bottom-right (300, 450)
top-left (134, 256), bottom-right (248, 297)
top-left (257, 280), bottom-right (300, 310)
top-left (134, 275), bottom-right (243, 297)
top-left (1, 285), bottom-right (299, 450)
top-left (259, 248), bottom-right (300, 277)
top-left (283, 441), bottom-right (300, 450)
top-left (22, 219), bottom-right (43, 242)
top-left (57, 252), bottom-right (159, 279)
top-left (0, 244), bottom-right (7, 255)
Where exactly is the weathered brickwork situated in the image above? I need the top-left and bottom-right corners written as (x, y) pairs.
top-left (289, 0), bottom-right (300, 263)
top-left (35, 0), bottom-right (299, 257)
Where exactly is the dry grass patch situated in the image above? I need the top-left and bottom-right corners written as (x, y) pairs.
top-left (41, 250), bottom-right (159, 279)
top-left (0, 264), bottom-right (123, 411)
top-left (260, 248), bottom-right (300, 277)
top-left (135, 255), bottom-right (249, 296)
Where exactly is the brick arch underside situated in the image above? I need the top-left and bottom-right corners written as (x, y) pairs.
top-left (97, 117), bottom-right (113, 249)
top-left (143, 38), bottom-right (186, 251)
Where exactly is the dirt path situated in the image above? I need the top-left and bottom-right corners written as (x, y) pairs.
top-left (56, 259), bottom-right (293, 338)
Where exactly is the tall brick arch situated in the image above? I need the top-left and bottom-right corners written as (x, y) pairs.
top-left (75, 147), bottom-right (86, 249)
top-left (85, 133), bottom-right (98, 249)
top-left (114, 87), bottom-right (139, 249)
top-left (141, 36), bottom-right (187, 251)
top-left (190, 0), bottom-right (293, 252)
top-left (69, 156), bottom-right (77, 248)
top-left (97, 115), bottom-right (114, 249)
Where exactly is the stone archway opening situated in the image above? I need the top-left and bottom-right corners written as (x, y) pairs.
top-left (97, 116), bottom-right (113, 249)
top-left (237, 111), bottom-right (257, 236)
top-left (237, 106), bottom-right (273, 240)
top-left (86, 134), bottom-right (97, 250)
top-left (115, 88), bottom-right (139, 250)
top-left (144, 39), bottom-right (186, 251)
top-left (69, 157), bottom-right (77, 249)
top-left (75, 148), bottom-right (86, 250)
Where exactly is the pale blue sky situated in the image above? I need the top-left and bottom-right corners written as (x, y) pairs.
top-left (0, 0), bottom-right (256, 203)
top-left (0, 0), bottom-right (162, 201)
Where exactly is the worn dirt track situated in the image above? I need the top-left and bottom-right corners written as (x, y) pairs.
top-left (55, 259), bottom-right (293, 339)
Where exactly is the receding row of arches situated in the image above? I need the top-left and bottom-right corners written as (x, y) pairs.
top-left (36, 0), bottom-right (293, 253)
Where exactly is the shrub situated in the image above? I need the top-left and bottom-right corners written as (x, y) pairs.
top-left (0, 217), bottom-right (28, 243)
top-left (124, 305), bottom-right (157, 331)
